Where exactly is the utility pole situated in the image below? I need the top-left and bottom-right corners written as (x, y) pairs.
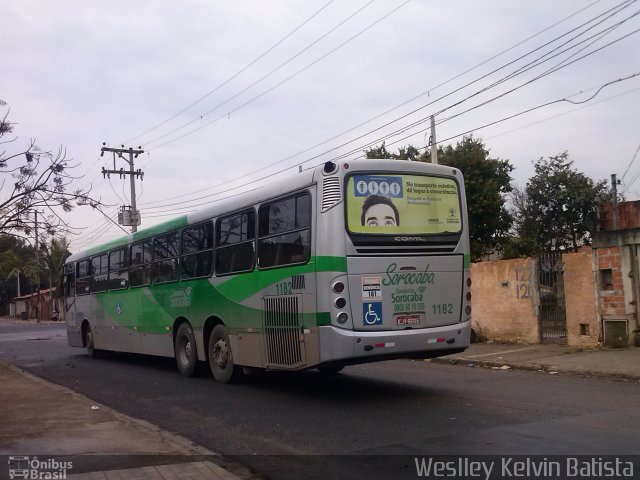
top-left (35, 210), bottom-right (40, 324)
top-left (611, 173), bottom-right (619, 230)
top-left (100, 144), bottom-right (144, 232)
top-left (429, 115), bottom-right (438, 165)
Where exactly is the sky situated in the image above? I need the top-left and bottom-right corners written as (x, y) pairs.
top-left (2, 0), bottom-right (639, 253)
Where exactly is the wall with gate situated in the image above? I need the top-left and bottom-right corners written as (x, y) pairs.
top-left (471, 252), bottom-right (599, 346)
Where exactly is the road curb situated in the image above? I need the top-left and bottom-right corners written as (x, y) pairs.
top-left (431, 357), bottom-right (640, 382)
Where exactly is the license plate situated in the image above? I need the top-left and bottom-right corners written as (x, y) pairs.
top-left (396, 314), bottom-right (421, 326)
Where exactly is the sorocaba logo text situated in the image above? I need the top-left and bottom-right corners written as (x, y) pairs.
top-left (382, 263), bottom-right (435, 286)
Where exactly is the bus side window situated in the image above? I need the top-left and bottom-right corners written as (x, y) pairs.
top-left (182, 222), bottom-right (214, 279)
top-left (258, 192), bottom-right (311, 269)
top-left (109, 248), bottom-right (129, 290)
top-left (215, 210), bottom-right (255, 275)
top-left (91, 254), bottom-right (109, 293)
top-left (63, 264), bottom-right (76, 297)
top-left (130, 240), bottom-right (152, 287)
top-left (153, 232), bottom-right (180, 284)
top-left (76, 259), bottom-right (91, 295)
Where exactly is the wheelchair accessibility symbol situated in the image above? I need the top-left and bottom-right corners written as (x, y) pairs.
top-left (363, 302), bottom-right (383, 325)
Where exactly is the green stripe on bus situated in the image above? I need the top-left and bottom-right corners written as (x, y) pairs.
top-left (216, 256), bottom-right (347, 303)
top-left (95, 256), bottom-right (348, 332)
top-left (316, 312), bottom-right (331, 326)
top-left (464, 254), bottom-right (470, 268)
top-left (315, 255), bottom-right (347, 272)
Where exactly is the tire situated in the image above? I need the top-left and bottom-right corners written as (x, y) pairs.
top-left (208, 324), bottom-right (242, 383)
top-left (317, 365), bottom-right (344, 375)
top-left (85, 322), bottom-right (97, 359)
top-left (175, 322), bottom-right (198, 377)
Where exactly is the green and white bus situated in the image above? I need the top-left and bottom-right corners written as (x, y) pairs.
top-left (63, 159), bottom-right (471, 383)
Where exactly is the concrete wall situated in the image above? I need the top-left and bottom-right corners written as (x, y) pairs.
top-left (472, 252), bottom-right (600, 346)
top-left (563, 251), bottom-right (599, 347)
top-left (471, 258), bottom-right (539, 344)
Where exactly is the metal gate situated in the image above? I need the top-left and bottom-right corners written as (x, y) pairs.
top-left (537, 252), bottom-right (567, 344)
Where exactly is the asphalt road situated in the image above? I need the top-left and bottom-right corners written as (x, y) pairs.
top-left (1, 322), bottom-right (639, 480)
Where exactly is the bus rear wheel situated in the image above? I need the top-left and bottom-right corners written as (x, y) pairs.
top-left (208, 325), bottom-right (242, 383)
top-left (175, 323), bottom-right (198, 377)
top-left (85, 322), bottom-right (97, 359)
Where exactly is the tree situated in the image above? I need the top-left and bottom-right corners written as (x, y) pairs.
top-left (512, 152), bottom-right (608, 253)
top-left (423, 136), bottom-right (514, 259)
top-left (0, 234), bottom-right (37, 315)
top-left (0, 100), bottom-right (100, 240)
top-left (365, 142), bottom-right (420, 161)
top-left (42, 236), bottom-right (70, 318)
top-left (364, 136), bottom-right (514, 260)
top-left (43, 236), bottom-right (71, 290)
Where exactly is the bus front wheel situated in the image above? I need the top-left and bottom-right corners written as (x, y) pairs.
top-left (208, 325), bottom-right (242, 383)
top-left (175, 323), bottom-right (198, 377)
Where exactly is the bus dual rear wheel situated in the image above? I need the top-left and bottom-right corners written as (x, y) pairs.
top-left (208, 325), bottom-right (242, 384)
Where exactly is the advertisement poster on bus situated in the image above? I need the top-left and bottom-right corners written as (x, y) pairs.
top-left (346, 174), bottom-right (461, 235)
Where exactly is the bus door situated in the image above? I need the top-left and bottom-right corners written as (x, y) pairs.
top-left (63, 264), bottom-right (76, 322)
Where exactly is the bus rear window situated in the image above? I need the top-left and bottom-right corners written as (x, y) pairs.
top-left (346, 174), bottom-right (461, 235)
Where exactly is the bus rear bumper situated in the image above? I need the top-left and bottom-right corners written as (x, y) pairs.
top-left (317, 321), bottom-right (470, 365)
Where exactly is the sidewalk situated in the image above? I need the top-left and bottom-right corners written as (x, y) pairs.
top-left (433, 341), bottom-right (640, 381)
top-left (0, 316), bottom-right (63, 325)
top-left (0, 362), bottom-right (253, 480)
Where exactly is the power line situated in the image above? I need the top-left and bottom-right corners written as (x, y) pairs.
top-left (621, 140), bottom-right (640, 181)
top-left (485, 85), bottom-right (640, 141)
top-left (368, 74), bottom-right (640, 157)
top-left (620, 143), bottom-right (640, 190)
top-left (139, 0), bottom-right (635, 208)
top-left (269, 25), bottom-right (640, 173)
top-left (144, 0), bottom-right (412, 151)
top-left (142, 0), bottom-right (616, 205)
top-left (122, 0), bottom-right (336, 145)
top-left (140, 20), bottom-right (640, 215)
top-left (138, 73), bottom-right (640, 219)
top-left (139, 0), bottom-right (376, 148)
top-left (431, 5), bottom-right (640, 119)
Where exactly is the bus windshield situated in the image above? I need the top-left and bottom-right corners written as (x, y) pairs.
top-left (345, 173), bottom-right (462, 235)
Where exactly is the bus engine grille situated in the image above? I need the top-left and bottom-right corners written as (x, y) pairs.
top-left (263, 295), bottom-right (305, 368)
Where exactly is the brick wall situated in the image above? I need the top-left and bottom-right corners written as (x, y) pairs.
top-left (595, 246), bottom-right (624, 316)
top-left (600, 201), bottom-right (640, 231)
